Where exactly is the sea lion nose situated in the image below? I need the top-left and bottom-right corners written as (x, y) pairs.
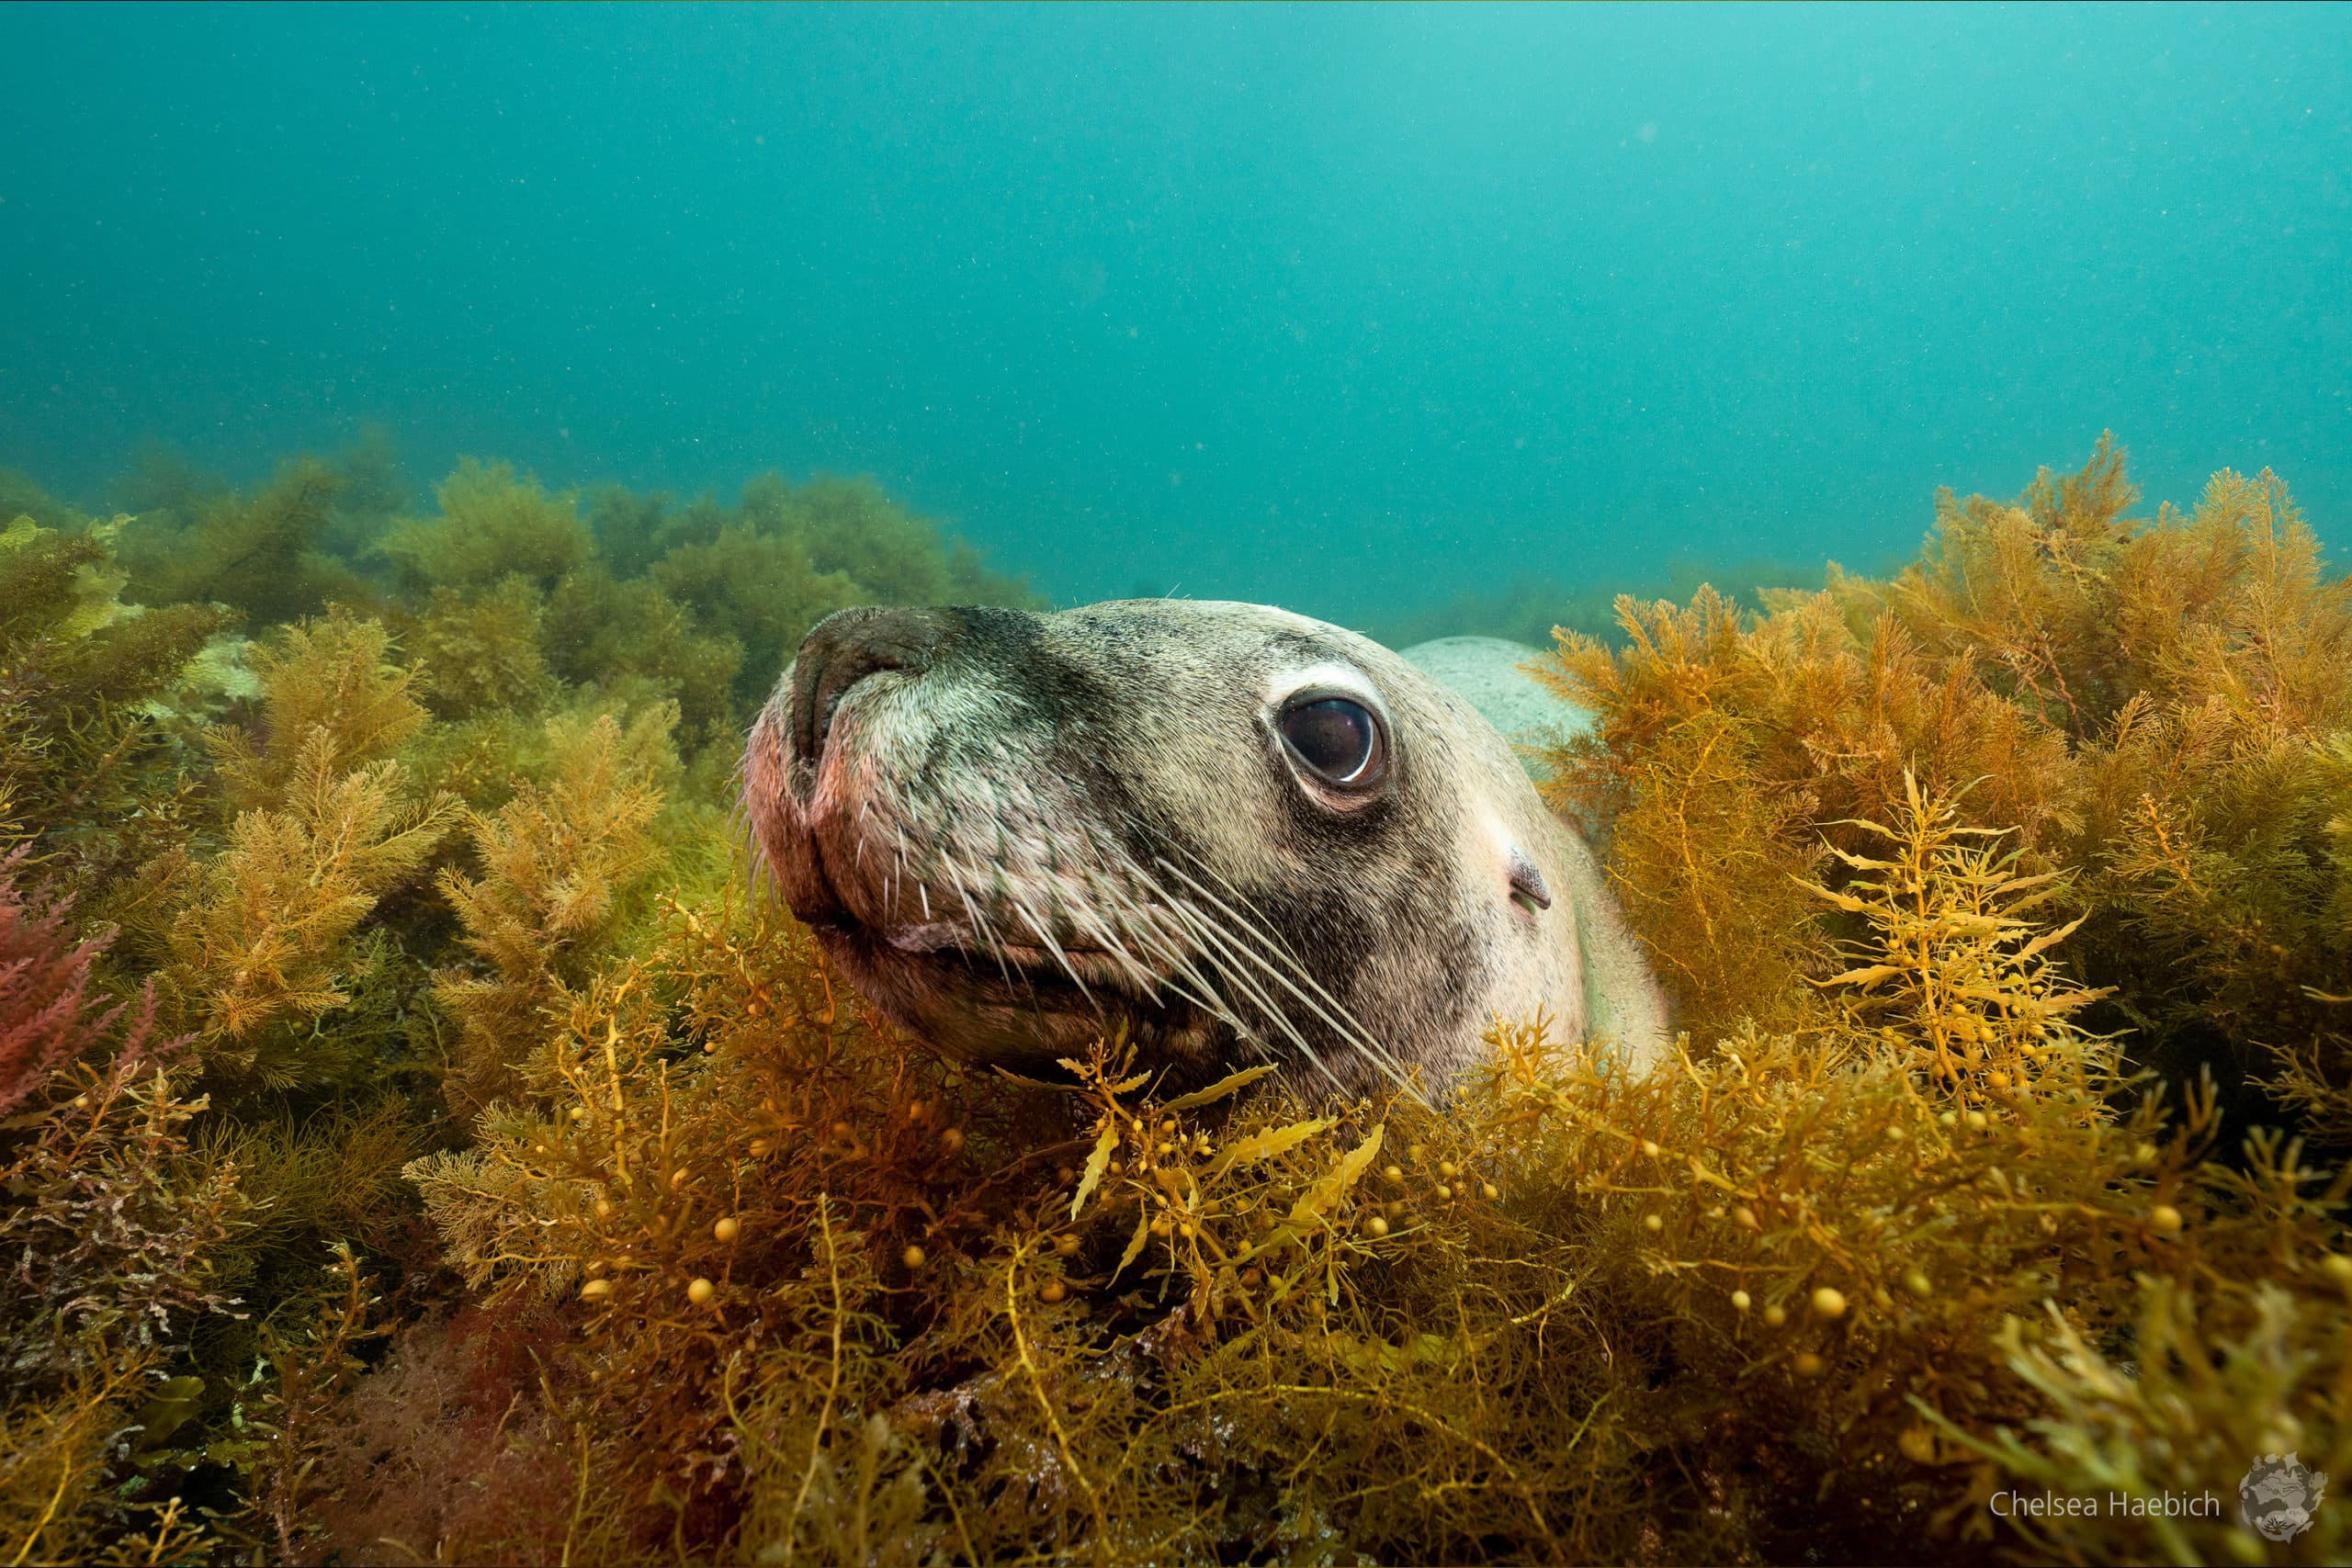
top-left (789, 605), bottom-right (952, 770)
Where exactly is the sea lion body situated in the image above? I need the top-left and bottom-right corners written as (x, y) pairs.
top-left (742, 601), bottom-right (1666, 1095)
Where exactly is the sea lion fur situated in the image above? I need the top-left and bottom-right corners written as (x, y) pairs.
top-left (741, 600), bottom-right (1667, 1095)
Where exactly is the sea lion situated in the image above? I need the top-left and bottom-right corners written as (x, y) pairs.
top-left (741, 601), bottom-right (1668, 1097)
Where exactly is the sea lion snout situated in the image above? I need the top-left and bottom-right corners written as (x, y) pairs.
top-left (787, 605), bottom-right (956, 779)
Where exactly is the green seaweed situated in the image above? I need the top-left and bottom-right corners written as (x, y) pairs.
top-left (0, 513), bottom-right (230, 896)
top-left (375, 457), bottom-right (595, 596)
top-left (400, 576), bottom-right (556, 720)
top-left (119, 459), bottom-right (374, 625)
top-left (545, 567), bottom-right (745, 750)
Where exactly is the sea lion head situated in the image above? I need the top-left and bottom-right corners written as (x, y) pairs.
top-left (742, 600), bottom-right (1660, 1096)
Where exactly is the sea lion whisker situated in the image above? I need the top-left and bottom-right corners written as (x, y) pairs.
top-left (1163, 848), bottom-right (1418, 1089)
top-left (1120, 925), bottom-right (1268, 1057)
top-left (1147, 853), bottom-right (1422, 1100)
top-left (1051, 879), bottom-right (1233, 1033)
top-left (1008, 890), bottom-right (1096, 1008)
top-left (1095, 872), bottom-right (1219, 995)
top-left (1079, 873), bottom-right (1200, 996)
top-left (1082, 873), bottom-right (1252, 1036)
top-left (1182, 904), bottom-right (1419, 1102)
top-left (894, 834), bottom-right (914, 927)
top-left (1201, 948), bottom-right (1345, 1088)
top-left (1059, 888), bottom-right (1165, 998)
top-left (1114, 861), bottom-right (1350, 1094)
top-left (725, 790), bottom-right (771, 903)
top-left (1157, 844), bottom-right (1401, 1055)
top-left (1146, 888), bottom-right (1351, 1097)
top-left (947, 866), bottom-right (1017, 989)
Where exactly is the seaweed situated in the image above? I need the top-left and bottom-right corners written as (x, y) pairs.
top-left (0, 859), bottom-right (248, 1566)
top-left (203, 1245), bottom-right (390, 1563)
top-left (119, 459), bottom-right (373, 625)
top-left (206, 609), bottom-right (435, 811)
top-left (8, 434), bottom-right (2341, 1565)
top-left (1372, 550), bottom-right (1821, 651)
top-left (152, 730), bottom-right (451, 1086)
top-left (0, 858), bottom-right (134, 1118)
top-left (356, 775), bottom-right (2348, 1564)
top-left (376, 457), bottom-right (594, 596)
top-left (434, 705), bottom-right (677, 1119)
top-left (646, 525), bottom-right (864, 705)
top-left (0, 468), bottom-right (92, 533)
top-left (0, 514), bottom-right (229, 895)
top-left (0, 448), bottom-right (1037, 1564)
top-left (401, 576), bottom-right (556, 720)
top-left (130, 611), bottom-right (455, 1089)
top-left (589, 469), bottom-right (1043, 712)
top-left (740, 470), bottom-right (1035, 609)
top-left (318, 423), bottom-right (410, 563)
top-left (545, 568), bottom-right (744, 751)
top-left (1534, 436), bottom-right (2352, 1138)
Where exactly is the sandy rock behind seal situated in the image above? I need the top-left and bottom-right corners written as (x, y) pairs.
top-left (1396, 636), bottom-right (1590, 781)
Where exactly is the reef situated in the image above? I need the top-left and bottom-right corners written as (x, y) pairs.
top-left (0, 436), bottom-right (2346, 1565)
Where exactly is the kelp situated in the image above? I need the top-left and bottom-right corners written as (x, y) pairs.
top-left (0, 468), bottom-right (91, 533)
top-left (646, 525), bottom-right (862, 706)
top-left (5, 435), bottom-right (2349, 1565)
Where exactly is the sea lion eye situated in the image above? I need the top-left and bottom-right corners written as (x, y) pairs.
top-left (1279, 695), bottom-right (1386, 787)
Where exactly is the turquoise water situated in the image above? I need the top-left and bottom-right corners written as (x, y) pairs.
top-left (3, 1), bottom-right (2346, 631)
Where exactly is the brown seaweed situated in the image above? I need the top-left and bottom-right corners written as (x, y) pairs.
top-left (4, 439), bottom-right (2346, 1566)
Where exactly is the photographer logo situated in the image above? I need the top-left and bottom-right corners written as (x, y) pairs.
top-left (2239, 1452), bottom-right (2326, 1543)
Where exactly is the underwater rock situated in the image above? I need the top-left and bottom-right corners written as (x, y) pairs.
top-left (1398, 633), bottom-right (1597, 779)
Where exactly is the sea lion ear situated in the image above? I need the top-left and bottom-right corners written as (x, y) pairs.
top-left (1506, 845), bottom-right (1552, 914)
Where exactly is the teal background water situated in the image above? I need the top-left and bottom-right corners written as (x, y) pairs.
top-left (3, 2), bottom-right (2346, 629)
